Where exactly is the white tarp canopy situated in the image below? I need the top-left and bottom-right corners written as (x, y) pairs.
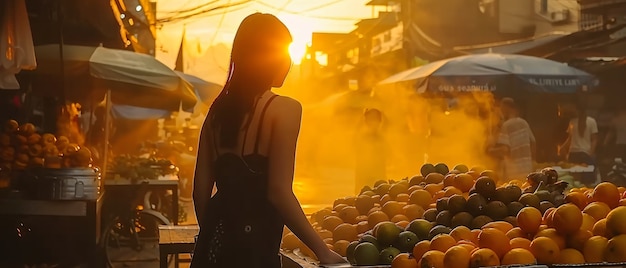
top-left (0, 0), bottom-right (37, 89)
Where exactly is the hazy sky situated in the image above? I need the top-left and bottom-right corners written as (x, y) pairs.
top-left (154, 0), bottom-right (377, 82)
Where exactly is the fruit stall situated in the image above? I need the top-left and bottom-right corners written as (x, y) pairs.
top-left (0, 120), bottom-right (104, 267)
top-left (0, 118), bottom-right (187, 267)
top-left (280, 162), bottom-right (626, 268)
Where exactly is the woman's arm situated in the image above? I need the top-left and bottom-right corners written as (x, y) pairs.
top-left (193, 118), bottom-right (216, 227)
top-left (267, 98), bottom-right (345, 264)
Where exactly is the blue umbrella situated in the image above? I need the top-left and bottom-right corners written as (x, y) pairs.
top-left (175, 71), bottom-right (223, 104)
top-left (112, 72), bottom-right (222, 119)
top-left (378, 54), bottom-right (597, 95)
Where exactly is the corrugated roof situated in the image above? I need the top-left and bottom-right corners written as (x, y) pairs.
top-left (454, 32), bottom-right (569, 54)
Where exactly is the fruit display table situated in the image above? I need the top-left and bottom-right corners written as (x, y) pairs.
top-left (282, 162), bottom-right (626, 268)
top-left (280, 250), bottom-right (391, 268)
top-left (0, 192), bottom-right (104, 267)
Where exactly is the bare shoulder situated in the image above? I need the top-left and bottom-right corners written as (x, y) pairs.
top-left (270, 95), bottom-right (302, 116)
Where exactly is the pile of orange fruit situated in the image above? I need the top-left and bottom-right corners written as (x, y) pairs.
top-left (281, 163), bottom-right (626, 268)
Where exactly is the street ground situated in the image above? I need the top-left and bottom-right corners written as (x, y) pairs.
top-left (109, 169), bottom-right (356, 267)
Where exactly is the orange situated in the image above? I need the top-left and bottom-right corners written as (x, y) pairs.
top-left (281, 233), bottom-right (301, 250)
top-left (318, 229), bottom-right (333, 240)
top-left (566, 229), bottom-right (592, 252)
top-left (391, 253), bottom-right (418, 268)
top-left (530, 237), bottom-right (561, 264)
top-left (418, 250), bottom-right (445, 268)
top-left (537, 224), bottom-right (548, 233)
top-left (581, 213), bottom-right (596, 232)
top-left (424, 183), bottom-right (444, 196)
top-left (338, 206), bottom-right (360, 224)
top-left (356, 221), bottom-right (369, 234)
top-left (592, 182), bottom-right (621, 209)
top-left (322, 216), bottom-right (343, 231)
top-left (450, 226), bottom-right (473, 242)
top-left (606, 206), bottom-right (626, 236)
top-left (391, 214), bottom-right (409, 223)
top-left (592, 218), bottom-right (608, 237)
top-left (565, 192), bottom-right (589, 210)
top-left (534, 228), bottom-right (566, 249)
top-left (407, 185), bottom-right (423, 194)
top-left (311, 208), bottom-right (332, 224)
top-left (620, 186), bottom-right (626, 195)
top-left (482, 221), bottom-right (514, 234)
top-left (517, 207), bottom-right (542, 234)
top-left (453, 173), bottom-right (474, 192)
top-left (469, 248), bottom-right (500, 268)
top-left (396, 220), bottom-right (410, 229)
top-left (333, 223), bottom-right (358, 242)
top-left (501, 248), bottom-right (536, 265)
top-left (583, 202), bottom-right (612, 221)
top-left (552, 203), bottom-right (583, 235)
top-left (402, 204), bottom-right (425, 221)
top-left (605, 234), bottom-right (626, 262)
top-left (409, 190), bottom-right (432, 209)
top-left (443, 245), bottom-right (470, 268)
top-left (583, 235), bottom-right (608, 263)
top-left (430, 234), bottom-right (457, 253)
top-left (542, 207), bottom-right (556, 227)
top-left (396, 193), bottom-right (410, 202)
top-left (333, 240), bottom-right (350, 257)
top-left (443, 174), bottom-right (456, 187)
top-left (456, 240), bottom-right (477, 253)
top-left (334, 203), bottom-right (348, 213)
top-left (510, 237), bottom-right (532, 250)
top-left (470, 229), bottom-right (481, 244)
top-left (558, 248), bottom-right (585, 264)
top-left (432, 190), bottom-right (445, 202)
top-left (380, 194), bottom-right (392, 205)
top-left (620, 198), bottom-right (626, 206)
top-left (477, 228), bottom-right (511, 259)
top-left (425, 173), bottom-right (445, 184)
top-left (443, 186), bottom-right (463, 197)
top-left (300, 244), bottom-right (316, 259)
top-left (506, 227), bottom-right (527, 239)
top-left (367, 210), bottom-right (390, 229)
top-left (413, 240), bottom-right (431, 260)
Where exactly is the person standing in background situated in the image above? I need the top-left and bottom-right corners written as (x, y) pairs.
top-left (489, 98), bottom-right (536, 182)
top-left (354, 108), bottom-right (388, 194)
top-left (561, 103), bottom-right (598, 162)
top-left (604, 106), bottom-right (626, 161)
top-left (560, 103), bottom-right (598, 184)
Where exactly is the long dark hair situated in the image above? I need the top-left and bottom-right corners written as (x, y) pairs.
top-left (210, 13), bottom-right (292, 148)
top-left (577, 103), bottom-right (587, 137)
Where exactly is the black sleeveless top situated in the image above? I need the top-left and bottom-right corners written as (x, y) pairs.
top-left (191, 94), bottom-right (284, 268)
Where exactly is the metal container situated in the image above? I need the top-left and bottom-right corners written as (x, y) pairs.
top-left (28, 167), bottom-right (102, 200)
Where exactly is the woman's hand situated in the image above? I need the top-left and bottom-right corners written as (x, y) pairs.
top-left (317, 249), bottom-right (348, 265)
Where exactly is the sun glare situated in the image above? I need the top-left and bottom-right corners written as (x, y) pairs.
top-left (289, 42), bottom-right (308, 64)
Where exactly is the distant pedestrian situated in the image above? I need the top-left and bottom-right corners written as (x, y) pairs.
top-left (489, 98), bottom-right (536, 182)
top-left (561, 103), bottom-right (598, 163)
top-left (354, 108), bottom-right (388, 194)
top-left (605, 106), bottom-right (626, 161)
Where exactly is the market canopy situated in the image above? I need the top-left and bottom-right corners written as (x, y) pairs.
top-left (378, 53), bottom-right (598, 95)
top-left (111, 72), bottom-right (222, 120)
top-left (31, 44), bottom-right (197, 111)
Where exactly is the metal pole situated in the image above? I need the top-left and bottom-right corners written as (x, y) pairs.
top-left (102, 90), bottom-right (112, 180)
top-left (57, 0), bottom-right (65, 102)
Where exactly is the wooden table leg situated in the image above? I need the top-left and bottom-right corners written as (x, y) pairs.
top-left (160, 248), bottom-right (169, 268)
top-left (172, 185), bottom-right (179, 225)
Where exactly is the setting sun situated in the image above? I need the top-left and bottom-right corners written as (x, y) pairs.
top-left (289, 42), bottom-right (308, 64)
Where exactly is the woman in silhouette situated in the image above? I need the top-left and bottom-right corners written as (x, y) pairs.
top-left (191, 13), bottom-right (346, 267)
